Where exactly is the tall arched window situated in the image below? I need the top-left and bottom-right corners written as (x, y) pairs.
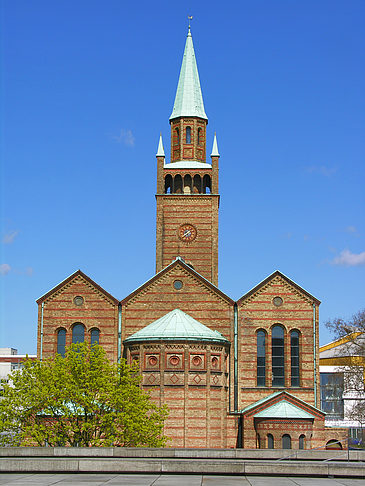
top-left (257, 330), bottom-right (266, 386)
top-left (175, 127), bottom-right (180, 144)
top-left (299, 434), bottom-right (305, 449)
top-left (272, 325), bottom-right (285, 386)
top-left (57, 329), bottom-right (66, 357)
top-left (72, 323), bottom-right (84, 344)
top-left (282, 434), bottom-right (291, 449)
top-left (186, 126), bottom-right (191, 144)
top-left (267, 434), bottom-right (274, 449)
top-left (291, 330), bottom-right (300, 387)
top-left (91, 328), bottom-right (100, 346)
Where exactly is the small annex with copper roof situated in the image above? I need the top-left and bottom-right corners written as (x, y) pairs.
top-left (240, 390), bottom-right (326, 449)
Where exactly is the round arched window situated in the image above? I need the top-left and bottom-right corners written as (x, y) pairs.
top-left (72, 323), bottom-right (84, 344)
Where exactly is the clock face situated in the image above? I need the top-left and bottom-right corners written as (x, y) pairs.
top-left (178, 224), bottom-right (197, 242)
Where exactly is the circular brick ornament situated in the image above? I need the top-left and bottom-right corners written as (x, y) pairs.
top-left (211, 356), bottom-right (219, 368)
top-left (148, 356), bottom-right (158, 366)
top-left (169, 355), bottom-right (180, 366)
top-left (192, 355), bottom-right (202, 367)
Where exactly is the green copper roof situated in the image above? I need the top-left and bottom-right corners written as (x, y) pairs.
top-left (124, 308), bottom-right (228, 344)
top-left (170, 28), bottom-right (208, 121)
top-left (253, 400), bottom-right (315, 419)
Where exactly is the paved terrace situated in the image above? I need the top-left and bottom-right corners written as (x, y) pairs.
top-left (0, 473), bottom-right (364, 485)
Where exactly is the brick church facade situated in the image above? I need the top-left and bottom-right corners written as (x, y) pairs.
top-left (36, 28), bottom-right (346, 449)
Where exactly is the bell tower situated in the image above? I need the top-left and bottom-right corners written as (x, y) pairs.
top-left (155, 27), bottom-right (220, 286)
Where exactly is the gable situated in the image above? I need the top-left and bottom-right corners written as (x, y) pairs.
top-left (241, 391), bottom-right (324, 419)
top-left (237, 270), bottom-right (320, 306)
top-left (121, 259), bottom-right (234, 341)
top-left (36, 270), bottom-right (119, 307)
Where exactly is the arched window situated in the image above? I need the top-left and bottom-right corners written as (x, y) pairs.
top-left (257, 433), bottom-right (261, 449)
top-left (299, 434), bottom-right (305, 450)
top-left (291, 330), bottom-right (300, 387)
top-left (203, 174), bottom-right (211, 194)
top-left (174, 174), bottom-right (183, 194)
top-left (197, 127), bottom-right (201, 145)
top-left (186, 126), bottom-right (191, 144)
top-left (57, 329), bottom-right (66, 357)
top-left (193, 174), bottom-right (201, 193)
top-left (267, 434), bottom-right (274, 449)
top-left (175, 127), bottom-right (180, 144)
top-left (282, 434), bottom-right (291, 449)
top-left (257, 330), bottom-right (266, 386)
top-left (72, 323), bottom-right (84, 344)
top-left (272, 325), bottom-right (285, 386)
top-left (91, 328), bottom-right (100, 346)
top-left (326, 439), bottom-right (342, 450)
top-left (183, 174), bottom-right (192, 194)
top-left (165, 174), bottom-right (173, 194)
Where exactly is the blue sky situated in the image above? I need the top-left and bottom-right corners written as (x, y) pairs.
top-left (1, 0), bottom-right (364, 353)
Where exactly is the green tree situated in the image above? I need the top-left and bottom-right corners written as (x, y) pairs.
top-left (0, 343), bottom-right (168, 447)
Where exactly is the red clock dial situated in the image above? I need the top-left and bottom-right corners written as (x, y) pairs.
top-left (178, 224), bottom-right (197, 242)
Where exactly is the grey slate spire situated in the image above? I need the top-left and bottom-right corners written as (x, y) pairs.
top-left (170, 27), bottom-right (208, 121)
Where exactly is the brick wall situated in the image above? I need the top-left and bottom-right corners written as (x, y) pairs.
top-left (37, 274), bottom-right (118, 362)
top-left (237, 274), bottom-right (319, 411)
top-left (156, 194), bottom-right (219, 285)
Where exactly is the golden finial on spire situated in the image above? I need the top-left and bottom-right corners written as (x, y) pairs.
top-left (188, 15), bottom-right (193, 31)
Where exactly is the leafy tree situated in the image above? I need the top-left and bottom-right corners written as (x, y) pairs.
top-left (0, 343), bottom-right (168, 447)
top-left (325, 309), bottom-right (365, 430)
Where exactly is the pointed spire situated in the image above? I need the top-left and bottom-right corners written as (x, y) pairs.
top-left (211, 132), bottom-right (220, 157)
top-left (156, 133), bottom-right (165, 157)
top-left (170, 28), bottom-right (208, 121)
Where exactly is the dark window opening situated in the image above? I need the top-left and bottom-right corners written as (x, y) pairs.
top-left (257, 330), bottom-right (266, 387)
top-left (291, 330), bottom-right (300, 387)
top-left (91, 328), bottom-right (100, 346)
top-left (203, 174), bottom-right (211, 194)
top-left (299, 434), bottom-right (305, 449)
top-left (186, 126), bottom-right (191, 144)
top-left (72, 323), bottom-right (85, 344)
top-left (165, 174), bottom-right (173, 194)
top-left (272, 325), bottom-right (285, 386)
top-left (193, 174), bottom-right (202, 193)
top-left (57, 329), bottom-right (66, 357)
top-left (174, 174), bottom-right (183, 194)
top-left (267, 434), bottom-right (274, 449)
top-left (282, 434), bottom-right (291, 449)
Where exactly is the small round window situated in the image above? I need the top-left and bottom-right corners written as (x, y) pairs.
top-left (173, 280), bottom-right (183, 290)
top-left (74, 296), bottom-right (84, 306)
top-left (273, 296), bottom-right (283, 307)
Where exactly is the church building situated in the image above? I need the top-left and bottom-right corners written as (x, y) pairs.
top-left (36, 27), bottom-right (346, 450)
